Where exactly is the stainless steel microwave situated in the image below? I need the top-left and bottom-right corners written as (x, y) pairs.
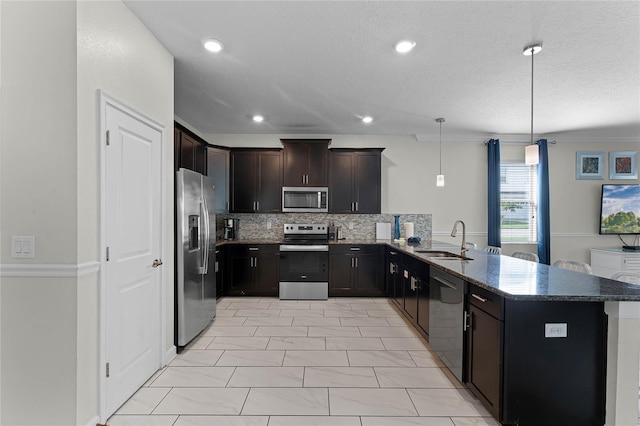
top-left (282, 187), bottom-right (328, 212)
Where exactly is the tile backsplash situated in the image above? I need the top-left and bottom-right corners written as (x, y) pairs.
top-left (218, 213), bottom-right (432, 243)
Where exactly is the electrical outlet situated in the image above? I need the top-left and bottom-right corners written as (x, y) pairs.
top-left (545, 323), bottom-right (567, 338)
top-left (349, 222), bottom-right (354, 229)
top-left (267, 221), bottom-right (272, 229)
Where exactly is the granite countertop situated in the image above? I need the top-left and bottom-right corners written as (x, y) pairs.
top-left (391, 241), bottom-right (640, 302)
top-left (215, 238), bottom-right (640, 301)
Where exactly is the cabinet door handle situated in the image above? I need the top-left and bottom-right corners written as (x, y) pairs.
top-left (463, 310), bottom-right (472, 331)
top-left (351, 258), bottom-right (354, 268)
top-left (256, 201), bottom-right (259, 211)
top-left (389, 263), bottom-right (395, 274)
top-left (390, 251), bottom-right (397, 255)
top-left (471, 293), bottom-right (488, 303)
top-left (302, 175), bottom-right (305, 184)
top-left (355, 257), bottom-right (358, 268)
top-left (215, 260), bottom-right (219, 273)
top-left (254, 257), bottom-right (258, 268)
top-left (355, 201), bottom-right (358, 211)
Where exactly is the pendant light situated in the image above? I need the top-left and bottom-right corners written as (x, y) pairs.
top-left (436, 117), bottom-right (445, 187)
top-left (523, 43), bottom-right (542, 165)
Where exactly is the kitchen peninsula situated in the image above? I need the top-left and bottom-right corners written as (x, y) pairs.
top-left (388, 241), bottom-right (640, 426)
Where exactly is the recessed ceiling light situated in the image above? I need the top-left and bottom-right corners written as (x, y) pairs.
top-left (252, 115), bottom-right (264, 123)
top-left (362, 116), bottom-right (373, 124)
top-left (394, 40), bottom-right (416, 54)
top-left (203, 39), bottom-right (224, 53)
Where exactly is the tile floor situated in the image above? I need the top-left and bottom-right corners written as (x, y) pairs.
top-left (108, 297), bottom-right (498, 426)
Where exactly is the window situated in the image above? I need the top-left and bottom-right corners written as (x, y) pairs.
top-left (500, 163), bottom-right (538, 243)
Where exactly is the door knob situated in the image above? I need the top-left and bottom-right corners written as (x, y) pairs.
top-left (152, 259), bottom-right (163, 268)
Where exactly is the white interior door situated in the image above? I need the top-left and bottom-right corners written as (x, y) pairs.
top-left (104, 100), bottom-right (162, 416)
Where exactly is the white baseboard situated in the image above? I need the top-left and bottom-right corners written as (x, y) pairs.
top-left (83, 414), bottom-right (101, 426)
top-left (164, 345), bottom-right (177, 366)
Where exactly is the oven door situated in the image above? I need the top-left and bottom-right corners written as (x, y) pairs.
top-left (279, 245), bottom-right (329, 282)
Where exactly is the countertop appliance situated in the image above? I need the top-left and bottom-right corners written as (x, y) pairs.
top-left (223, 218), bottom-right (239, 240)
top-left (282, 187), bottom-right (328, 212)
top-left (176, 168), bottom-right (216, 349)
top-left (279, 223), bottom-right (329, 299)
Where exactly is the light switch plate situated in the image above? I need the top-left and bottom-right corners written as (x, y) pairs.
top-left (545, 323), bottom-right (567, 338)
top-left (11, 236), bottom-right (35, 258)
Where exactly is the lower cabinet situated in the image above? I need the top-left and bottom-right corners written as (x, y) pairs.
top-left (386, 248), bottom-right (403, 307)
top-left (392, 252), bottom-right (429, 337)
top-left (466, 284), bottom-right (502, 419)
top-left (215, 245), bottom-right (225, 299)
top-left (466, 283), bottom-right (607, 425)
top-left (224, 244), bottom-right (279, 296)
top-left (329, 244), bottom-right (384, 297)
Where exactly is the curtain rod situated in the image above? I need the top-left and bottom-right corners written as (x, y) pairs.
top-left (483, 139), bottom-right (557, 145)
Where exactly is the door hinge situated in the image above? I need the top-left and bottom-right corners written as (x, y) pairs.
top-left (106, 247), bottom-right (110, 262)
top-left (106, 130), bottom-right (110, 146)
top-left (106, 362), bottom-right (110, 378)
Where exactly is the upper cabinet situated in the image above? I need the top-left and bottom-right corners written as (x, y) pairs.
top-left (207, 147), bottom-right (230, 213)
top-left (281, 139), bottom-right (330, 187)
top-left (329, 148), bottom-right (383, 214)
top-left (174, 125), bottom-right (206, 174)
top-left (230, 149), bottom-right (283, 213)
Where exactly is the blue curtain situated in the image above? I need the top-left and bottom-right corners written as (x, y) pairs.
top-left (487, 139), bottom-right (501, 247)
top-left (537, 139), bottom-right (551, 264)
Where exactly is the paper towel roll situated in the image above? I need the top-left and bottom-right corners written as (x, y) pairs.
top-left (404, 222), bottom-right (414, 238)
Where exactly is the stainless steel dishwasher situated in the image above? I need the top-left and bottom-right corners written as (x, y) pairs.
top-left (429, 267), bottom-right (466, 382)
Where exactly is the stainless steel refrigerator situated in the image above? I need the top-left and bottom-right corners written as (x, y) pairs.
top-left (176, 168), bottom-right (216, 348)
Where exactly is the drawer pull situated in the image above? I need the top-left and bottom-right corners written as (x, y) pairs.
top-left (350, 247), bottom-right (361, 251)
top-left (249, 247), bottom-right (259, 251)
top-left (471, 293), bottom-right (488, 303)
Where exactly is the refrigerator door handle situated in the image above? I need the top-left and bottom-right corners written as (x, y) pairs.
top-left (201, 200), bottom-right (209, 274)
top-left (204, 195), bottom-right (212, 274)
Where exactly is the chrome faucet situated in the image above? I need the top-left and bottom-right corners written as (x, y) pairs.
top-left (451, 220), bottom-right (468, 255)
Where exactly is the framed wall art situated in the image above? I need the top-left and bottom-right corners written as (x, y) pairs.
top-left (576, 151), bottom-right (604, 180)
top-left (609, 151), bottom-right (638, 180)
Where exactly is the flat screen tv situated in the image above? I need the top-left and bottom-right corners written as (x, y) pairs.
top-left (599, 184), bottom-right (640, 235)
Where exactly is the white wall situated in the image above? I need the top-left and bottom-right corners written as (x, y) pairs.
top-left (205, 132), bottom-right (639, 264)
top-left (77, 1), bottom-right (174, 423)
top-left (1, 2), bottom-right (79, 424)
top-left (1, 1), bottom-right (174, 425)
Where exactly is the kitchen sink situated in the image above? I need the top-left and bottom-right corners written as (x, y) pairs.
top-left (415, 250), bottom-right (472, 260)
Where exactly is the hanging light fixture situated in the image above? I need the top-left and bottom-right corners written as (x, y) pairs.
top-left (436, 117), bottom-right (445, 187)
top-left (523, 43), bottom-right (542, 165)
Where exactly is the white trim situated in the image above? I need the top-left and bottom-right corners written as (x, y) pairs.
top-left (164, 346), bottom-right (177, 366)
top-left (98, 91), bottom-right (167, 424)
top-left (82, 415), bottom-right (101, 426)
top-left (0, 262), bottom-right (100, 277)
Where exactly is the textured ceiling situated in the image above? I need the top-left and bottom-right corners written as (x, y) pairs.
top-left (124, 1), bottom-right (640, 140)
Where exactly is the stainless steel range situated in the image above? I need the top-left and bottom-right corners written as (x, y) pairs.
top-left (279, 224), bottom-right (329, 300)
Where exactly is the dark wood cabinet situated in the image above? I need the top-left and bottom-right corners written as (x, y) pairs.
top-left (230, 149), bottom-right (283, 213)
top-left (329, 149), bottom-right (383, 214)
top-left (386, 248), bottom-right (403, 307)
top-left (224, 244), bottom-right (279, 296)
top-left (329, 244), bottom-right (384, 297)
top-left (207, 147), bottom-right (230, 213)
top-left (466, 285), bottom-right (502, 419)
top-left (282, 139), bottom-right (330, 186)
top-left (215, 245), bottom-right (225, 299)
top-left (400, 255), bottom-right (429, 330)
top-left (174, 125), bottom-right (206, 174)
